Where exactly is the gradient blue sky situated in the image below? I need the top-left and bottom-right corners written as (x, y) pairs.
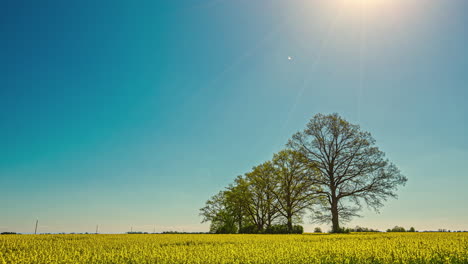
top-left (1, 0), bottom-right (467, 233)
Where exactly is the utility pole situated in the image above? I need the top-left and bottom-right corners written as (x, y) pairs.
top-left (96, 225), bottom-right (99, 234)
top-left (34, 219), bottom-right (38, 235)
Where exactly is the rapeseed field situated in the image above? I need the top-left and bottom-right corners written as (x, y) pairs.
top-left (1, 232), bottom-right (467, 263)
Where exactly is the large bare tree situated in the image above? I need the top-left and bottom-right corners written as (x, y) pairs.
top-left (288, 113), bottom-right (407, 233)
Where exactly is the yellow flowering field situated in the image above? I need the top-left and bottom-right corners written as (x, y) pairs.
top-left (1, 232), bottom-right (467, 263)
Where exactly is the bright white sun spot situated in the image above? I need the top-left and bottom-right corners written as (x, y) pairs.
top-left (341, 0), bottom-right (393, 14)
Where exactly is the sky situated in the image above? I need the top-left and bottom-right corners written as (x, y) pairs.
top-left (1, 0), bottom-right (467, 234)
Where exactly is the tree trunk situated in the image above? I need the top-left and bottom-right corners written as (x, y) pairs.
top-left (287, 214), bottom-right (293, 233)
top-left (256, 217), bottom-right (263, 232)
top-left (331, 199), bottom-right (340, 233)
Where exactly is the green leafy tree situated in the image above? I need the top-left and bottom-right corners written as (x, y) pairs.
top-left (288, 113), bottom-right (407, 233)
top-left (200, 191), bottom-right (237, 233)
top-left (271, 150), bottom-right (321, 233)
top-left (244, 162), bottom-right (280, 231)
top-left (225, 176), bottom-right (252, 231)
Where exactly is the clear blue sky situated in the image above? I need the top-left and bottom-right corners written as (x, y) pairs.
top-left (1, 0), bottom-right (467, 233)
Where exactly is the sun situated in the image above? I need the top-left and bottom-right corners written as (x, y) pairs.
top-left (341, 0), bottom-right (393, 13)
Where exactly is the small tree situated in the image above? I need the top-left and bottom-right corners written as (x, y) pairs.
top-left (200, 191), bottom-right (238, 234)
top-left (210, 211), bottom-right (238, 234)
top-left (314, 227), bottom-right (322, 233)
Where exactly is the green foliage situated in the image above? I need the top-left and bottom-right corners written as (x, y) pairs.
top-left (209, 211), bottom-right (238, 234)
top-left (352, 226), bottom-right (380, 232)
top-left (0, 232), bottom-right (18, 235)
top-left (313, 227), bottom-right (322, 233)
top-left (271, 150), bottom-right (321, 233)
top-left (239, 225), bottom-right (261, 234)
top-left (264, 225), bottom-right (303, 234)
top-left (239, 224), bottom-right (304, 234)
top-left (387, 226), bottom-right (407, 232)
top-left (200, 150), bottom-right (320, 234)
top-left (408, 227), bottom-right (416, 232)
top-left (333, 227), bottom-right (351, 234)
top-left (213, 223), bottom-right (238, 234)
top-left (244, 162), bottom-right (280, 230)
top-left (200, 191), bottom-right (240, 234)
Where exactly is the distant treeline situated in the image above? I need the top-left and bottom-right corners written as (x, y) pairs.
top-left (127, 231), bottom-right (209, 234)
top-left (326, 226), bottom-right (415, 233)
top-left (386, 226), bottom-right (416, 232)
top-left (161, 231), bottom-right (208, 234)
top-left (1, 229), bottom-right (467, 235)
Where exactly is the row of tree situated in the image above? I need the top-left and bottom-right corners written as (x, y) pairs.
top-left (387, 226), bottom-right (416, 232)
top-left (200, 114), bottom-right (408, 233)
top-left (312, 226), bottom-right (416, 233)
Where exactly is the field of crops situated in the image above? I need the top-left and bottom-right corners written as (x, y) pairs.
top-left (1, 232), bottom-right (467, 263)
